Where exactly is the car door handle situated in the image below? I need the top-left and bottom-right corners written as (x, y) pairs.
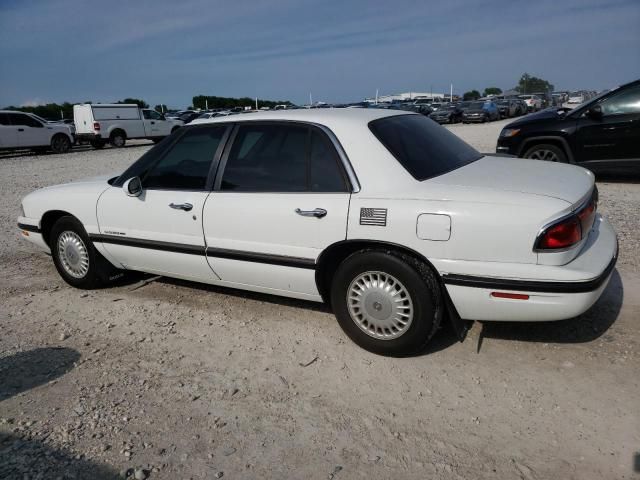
top-left (18, 128), bottom-right (24, 132)
top-left (295, 208), bottom-right (327, 218)
top-left (169, 202), bottom-right (193, 211)
top-left (150, 121), bottom-right (155, 124)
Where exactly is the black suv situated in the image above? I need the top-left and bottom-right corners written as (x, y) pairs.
top-left (496, 79), bottom-right (640, 173)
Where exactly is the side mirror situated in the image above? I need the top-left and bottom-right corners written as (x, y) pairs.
top-left (123, 176), bottom-right (142, 197)
top-left (586, 105), bottom-right (603, 120)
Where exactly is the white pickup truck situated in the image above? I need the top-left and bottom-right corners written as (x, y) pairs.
top-left (73, 104), bottom-right (183, 149)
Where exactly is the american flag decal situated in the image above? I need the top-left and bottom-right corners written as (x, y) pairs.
top-left (360, 208), bottom-right (387, 226)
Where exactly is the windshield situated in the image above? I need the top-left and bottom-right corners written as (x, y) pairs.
top-left (368, 114), bottom-right (482, 181)
top-left (469, 102), bottom-right (484, 109)
top-left (568, 87), bottom-right (617, 113)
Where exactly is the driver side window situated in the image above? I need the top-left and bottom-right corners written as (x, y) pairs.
top-left (600, 85), bottom-right (640, 116)
top-left (142, 126), bottom-right (227, 190)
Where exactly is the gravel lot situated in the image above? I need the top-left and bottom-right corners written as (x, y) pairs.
top-left (1, 121), bottom-right (638, 480)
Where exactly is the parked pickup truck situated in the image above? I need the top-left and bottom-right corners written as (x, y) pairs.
top-left (73, 104), bottom-right (183, 149)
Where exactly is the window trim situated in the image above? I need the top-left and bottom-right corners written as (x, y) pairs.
top-left (116, 124), bottom-right (232, 192)
top-left (212, 120), bottom-right (358, 194)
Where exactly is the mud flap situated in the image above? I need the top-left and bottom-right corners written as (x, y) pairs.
top-left (442, 283), bottom-right (472, 341)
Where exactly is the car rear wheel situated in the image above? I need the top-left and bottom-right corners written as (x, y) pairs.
top-left (110, 131), bottom-right (126, 148)
top-left (50, 216), bottom-right (118, 289)
top-left (523, 144), bottom-right (568, 163)
top-left (331, 250), bottom-right (442, 356)
top-left (51, 134), bottom-right (71, 154)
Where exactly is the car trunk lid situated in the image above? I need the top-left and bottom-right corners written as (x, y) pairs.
top-left (429, 155), bottom-right (594, 206)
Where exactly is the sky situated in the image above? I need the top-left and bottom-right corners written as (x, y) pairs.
top-left (0, 0), bottom-right (638, 108)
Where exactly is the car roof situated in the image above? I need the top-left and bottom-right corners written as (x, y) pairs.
top-left (194, 107), bottom-right (409, 128)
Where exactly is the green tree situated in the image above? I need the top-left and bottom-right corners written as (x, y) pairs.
top-left (462, 90), bottom-right (481, 101)
top-left (483, 87), bottom-right (502, 96)
top-left (117, 98), bottom-right (149, 108)
top-left (516, 73), bottom-right (554, 94)
top-left (192, 95), bottom-right (293, 110)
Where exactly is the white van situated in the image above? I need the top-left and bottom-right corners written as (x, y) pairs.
top-left (73, 104), bottom-right (183, 149)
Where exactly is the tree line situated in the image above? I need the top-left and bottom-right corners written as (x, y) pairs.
top-left (2, 95), bottom-right (293, 120)
top-left (462, 73), bottom-right (555, 101)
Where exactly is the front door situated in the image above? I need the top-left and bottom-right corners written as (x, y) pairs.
top-left (142, 109), bottom-right (163, 137)
top-left (11, 113), bottom-right (47, 147)
top-left (202, 122), bottom-right (352, 299)
top-left (96, 124), bottom-right (230, 282)
top-left (575, 83), bottom-right (640, 166)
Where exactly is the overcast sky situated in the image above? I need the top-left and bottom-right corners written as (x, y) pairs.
top-left (0, 0), bottom-right (638, 108)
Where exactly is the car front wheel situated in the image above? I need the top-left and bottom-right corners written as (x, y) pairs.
top-left (50, 216), bottom-right (113, 289)
top-left (331, 251), bottom-right (443, 356)
top-left (523, 143), bottom-right (568, 163)
top-left (51, 134), bottom-right (71, 154)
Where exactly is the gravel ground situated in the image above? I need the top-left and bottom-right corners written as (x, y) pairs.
top-left (1, 125), bottom-right (638, 480)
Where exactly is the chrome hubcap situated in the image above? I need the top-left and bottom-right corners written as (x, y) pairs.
top-left (347, 271), bottom-right (413, 340)
top-left (57, 231), bottom-right (89, 278)
top-left (528, 149), bottom-right (559, 161)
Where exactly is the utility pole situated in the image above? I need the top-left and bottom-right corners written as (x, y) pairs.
top-left (375, 88), bottom-right (379, 105)
top-left (205, 99), bottom-right (208, 110)
top-left (309, 92), bottom-right (313, 107)
top-left (255, 97), bottom-right (258, 110)
top-left (450, 84), bottom-right (453, 102)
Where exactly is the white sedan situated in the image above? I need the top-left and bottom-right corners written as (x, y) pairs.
top-left (17, 109), bottom-right (617, 356)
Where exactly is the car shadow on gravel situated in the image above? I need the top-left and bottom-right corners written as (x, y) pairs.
top-left (479, 269), bottom-right (623, 345)
top-left (0, 432), bottom-right (118, 479)
top-left (0, 347), bottom-right (80, 402)
top-left (157, 276), bottom-right (460, 354)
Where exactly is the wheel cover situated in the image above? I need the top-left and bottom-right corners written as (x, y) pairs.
top-left (528, 149), bottom-right (559, 161)
top-left (53, 136), bottom-right (68, 152)
top-left (57, 231), bottom-right (90, 278)
top-left (113, 135), bottom-right (125, 147)
top-left (347, 271), bottom-right (414, 340)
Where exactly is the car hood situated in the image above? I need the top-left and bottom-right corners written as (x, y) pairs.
top-left (506, 108), bottom-right (564, 126)
top-left (428, 155), bottom-right (594, 205)
top-left (464, 109), bottom-right (485, 114)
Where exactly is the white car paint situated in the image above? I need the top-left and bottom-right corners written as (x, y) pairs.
top-left (73, 104), bottom-right (183, 143)
top-left (18, 109), bottom-right (616, 323)
top-left (0, 110), bottom-right (73, 150)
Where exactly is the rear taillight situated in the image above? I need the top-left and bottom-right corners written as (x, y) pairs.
top-left (535, 192), bottom-right (598, 251)
top-left (93, 122), bottom-right (101, 131)
top-left (537, 217), bottom-right (581, 249)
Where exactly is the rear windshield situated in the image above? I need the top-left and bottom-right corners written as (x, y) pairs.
top-left (369, 114), bottom-right (482, 181)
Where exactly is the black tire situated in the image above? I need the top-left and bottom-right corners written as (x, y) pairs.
top-left (50, 216), bottom-right (116, 289)
top-left (90, 140), bottom-right (105, 149)
top-left (523, 143), bottom-right (568, 163)
top-left (51, 134), bottom-right (71, 154)
top-left (110, 130), bottom-right (126, 148)
top-left (330, 250), bottom-right (443, 357)
top-left (171, 126), bottom-right (180, 134)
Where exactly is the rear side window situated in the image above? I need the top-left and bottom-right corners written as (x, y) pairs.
top-left (369, 114), bottom-right (482, 181)
top-left (220, 124), bottom-right (348, 192)
top-left (142, 125), bottom-right (227, 190)
top-left (0, 113), bottom-right (10, 125)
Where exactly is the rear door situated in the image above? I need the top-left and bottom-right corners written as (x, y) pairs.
top-left (202, 122), bottom-right (352, 299)
top-left (0, 113), bottom-right (18, 148)
top-left (96, 124), bottom-right (230, 282)
top-left (575, 83), bottom-right (640, 166)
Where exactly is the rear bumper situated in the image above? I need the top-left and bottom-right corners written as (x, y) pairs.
top-left (442, 215), bottom-right (618, 321)
top-left (75, 133), bottom-right (103, 142)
